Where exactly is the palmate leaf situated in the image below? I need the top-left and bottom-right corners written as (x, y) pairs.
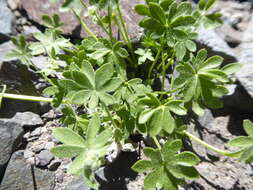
top-left (228, 120), bottom-right (253, 163)
top-left (51, 116), bottom-right (112, 189)
top-left (29, 30), bottom-right (72, 55)
top-left (132, 139), bottom-right (200, 190)
top-left (6, 35), bottom-right (33, 66)
top-left (58, 61), bottom-right (122, 108)
top-left (138, 94), bottom-right (187, 136)
top-left (174, 49), bottom-right (231, 113)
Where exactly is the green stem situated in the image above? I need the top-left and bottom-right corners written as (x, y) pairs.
top-left (184, 131), bottom-right (241, 158)
top-left (116, 3), bottom-right (136, 62)
top-left (107, 5), bottom-right (114, 42)
top-left (153, 136), bottom-right (161, 150)
top-left (1, 93), bottom-right (53, 103)
top-left (101, 102), bottom-right (117, 128)
top-left (148, 49), bottom-right (162, 79)
top-left (72, 9), bottom-right (98, 41)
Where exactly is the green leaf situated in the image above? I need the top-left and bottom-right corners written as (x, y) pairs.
top-left (166, 100), bottom-right (187, 115)
top-left (162, 140), bottom-right (182, 160)
top-left (139, 18), bottom-right (165, 33)
top-left (51, 145), bottom-right (84, 158)
top-left (198, 0), bottom-right (206, 10)
top-left (222, 63), bottom-right (242, 75)
top-left (71, 90), bottom-right (91, 104)
top-left (175, 42), bottom-right (186, 61)
top-left (52, 128), bottom-right (86, 147)
top-left (205, 0), bottom-right (216, 10)
top-left (192, 101), bottom-right (205, 116)
top-left (135, 4), bottom-right (150, 16)
top-left (72, 70), bottom-right (94, 89)
top-left (198, 55), bottom-right (223, 70)
top-left (228, 136), bottom-right (253, 147)
top-left (149, 2), bottom-right (167, 24)
top-left (174, 152), bottom-right (200, 166)
top-left (95, 63), bottom-right (114, 89)
top-left (131, 160), bottom-right (153, 173)
top-left (185, 40), bottom-right (196, 52)
top-left (170, 16), bottom-right (195, 28)
top-left (139, 108), bottom-right (157, 124)
top-left (67, 152), bottom-right (86, 175)
top-left (144, 168), bottom-right (161, 190)
top-left (58, 79), bottom-right (82, 91)
top-left (86, 115), bottom-right (100, 144)
top-left (169, 165), bottom-right (199, 180)
top-left (244, 120), bottom-right (253, 137)
top-left (88, 48), bottom-right (111, 60)
top-left (239, 146), bottom-right (253, 163)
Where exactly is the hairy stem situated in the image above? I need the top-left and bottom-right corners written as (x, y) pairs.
top-left (148, 49), bottom-right (162, 79)
top-left (72, 9), bottom-right (98, 41)
top-left (1, 93), bottom-right (53, 103)
top-left (153, 136), bottom-right (162, 150)
top-left (116, 3), bottom-right (136, 62)
top-left (184, 131), bottom-right (241, 158)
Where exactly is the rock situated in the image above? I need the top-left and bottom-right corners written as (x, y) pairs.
top-left (0, 41), bottom-right (16, 63)
top-left (30, 127), bottom-right (42, 137)
top-left (0, 62), bottom-right (44, 118)
top-left (37, 150), bottom-right (54, 167)
top-left (0, 151), bottom-right (55, 190)
top-left (0, 0), bottom-right (13, 42)
top-left (0, 119), bottom-right (23, 180)
top-left (7, 0), bottom-right (20, 10)
top-left (20, 0), bottom-right (144, 39)
top-left (236, 14), bottom-right (253, 99)
top-left (196, 27), bottom-right (237, 64)
top-left (48, 160), bottom-right (61, 171)
top-left (44, 142), bottom-right (55, 150)
top-left (10, 112), bottom-right (43, 128)
top-left (23, 149), bottom-right (34, 159)
top-left (62, 177), bottom-right (90, 190)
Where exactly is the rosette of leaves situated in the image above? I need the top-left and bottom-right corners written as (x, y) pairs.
top-left (57, 61), bottom-right (122, 108)
top-left (173, 49), bottom-right (241, 115)
top-left (132, 139), bottom-right (200, 190)
top-left (228, 120), bottom-right (253, 163)
top-left (51, 115), bottom-right (112, 189)
top-left (138, 93), bottom-right (187, 136)
top-left (6, 35), bottom-right (33, 66)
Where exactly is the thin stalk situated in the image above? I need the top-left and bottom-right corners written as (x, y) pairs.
top-left (1, 93), bottom-right (53, 103)
top-left (148, 49), bottom-right (162, 79)
top-left (184, 131), bottom-right (241, 158)
top-left (107, 5), bottom-right (114, 42)
top-left (153, 136), bottom-right (161, 150)
top-left (116, 3), bottom-right (136, 62)
top-left (101, 102), bottom-right (117, 128)
top-left (72, 9), bottom-right (98, 41)
top-left (114, 17), bottom-right (128, 43)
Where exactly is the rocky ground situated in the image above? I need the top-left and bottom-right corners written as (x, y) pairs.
top-left (1, 0), bottom-right (253, 189)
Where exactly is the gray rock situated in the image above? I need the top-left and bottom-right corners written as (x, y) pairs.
top-left (0, 119), bottom-right (23, 178)
top-left (0, 151), bottom-right (55, 190)
top-left (20, 0), bottom-right (144, 39)
top-left (23, 149), bottom-right (34, 159)
top-left (37, 150), bottom-right (54, 167)
top-left (10, 112), bottom-right (43, 128)
top-left (0, 41), bottom-right (16, 63)
top-left (0, 0), bottom-right (13, 41)
top-left (196, 27), bottom-right (237, 64)
top-left (62, 177), bottom-right (90, 190)
top-left (236, 15), bottom-right (253, 99)
top-left (48, 160), bottom-right (61, 171)
top-left (30, 127), bottom-right (42, 137)
top-left (7, 0), bottom-right (20, 10)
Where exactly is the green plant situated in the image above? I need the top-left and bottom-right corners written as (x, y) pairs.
top-left (1, 0), bottom-right (248, 189)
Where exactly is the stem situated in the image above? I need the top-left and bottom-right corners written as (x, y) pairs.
top-left (72, 9), bottom-right (98, 41)
top-left (101, 102), bottom-right (117, 128)
top-left (184, 131), bottom-right (241, 158)
top-left (1, 93), bottom-right (53, 103)
top-left (153, 136), bottom-right (161, 150)
top-left (148, 49), bottom-right (162, 79)
top-left (116, 3), bottom-right (136, 62)
top-left (107, 5), bottom-right (114, 42)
